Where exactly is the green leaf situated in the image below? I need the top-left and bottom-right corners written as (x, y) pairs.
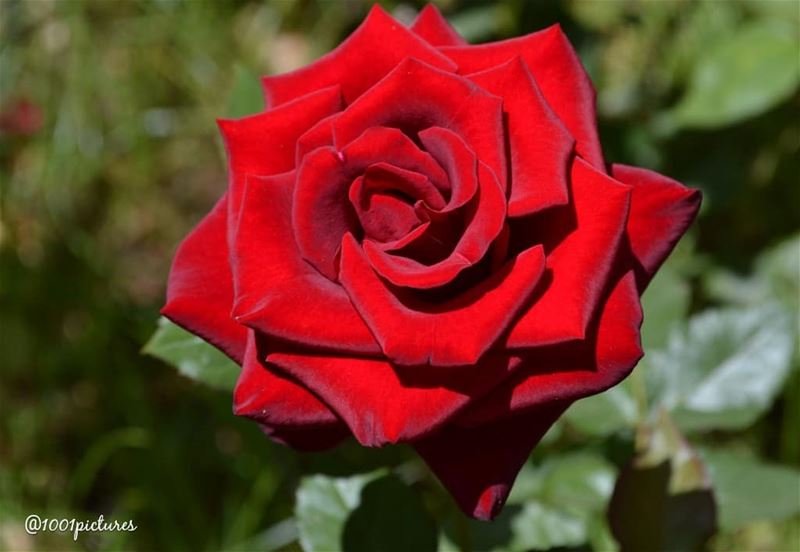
top-left (342, 475), bottom-right (438, 552)
top-left (672, 21), bottom-right (800, 128)
top-left (648, 305), bottom-right (794, 432)
top-left (510, 501), bottom-right (588, 551)
top-left (227, 64), bottom-right (264, 118)
top-left (564, 385), bottom-right (638, 437)
top-left (705, 233), bottom-right (800, 311)
top-left (295, 471), bottom-right (383, 552)
top-left (640, 257), bottom-right (691, 351)
top-left (700, 449), bottom-right (800, 530)
top-left (539, 454), bottom-right (617, 512)
top-left (296, 471), bottom-right (438, 552)
top-left (505, 454), bottom-right (618, 550)
top-left (143, 317), bottom-right (239, 391)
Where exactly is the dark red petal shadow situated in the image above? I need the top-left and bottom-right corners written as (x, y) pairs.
top-left (162, 194), bottom-right (247, 363)
top-left (458, 270), bottom-right (643, 426)
top-left (414, 401), bottom-right (568, 520)
top-left (612, 164), bottom-right (702, 289)
top-left (363, 159), bottom-right (505, 289)
top-left (467, 57), bottom-right (574, 216)
top-left (507, 157), bottom-right (631, 348)
top-left (266, 350), bottom-right (517, 447)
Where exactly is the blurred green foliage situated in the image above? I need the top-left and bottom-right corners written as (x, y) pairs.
top-left (1, 1), bottom-right (798, 551)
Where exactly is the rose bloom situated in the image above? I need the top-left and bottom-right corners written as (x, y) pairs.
top-left (163, 5), bottom-right (700, 519)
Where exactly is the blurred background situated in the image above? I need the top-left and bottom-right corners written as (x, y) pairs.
top-left (1, 0), bottom-right (798, 551)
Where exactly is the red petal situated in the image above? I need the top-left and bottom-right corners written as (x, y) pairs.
top-left (162, 194), bottom-right (246, 363)
top-left (507, 158), bottom-right (631, 348)
top-left (332, 57), bottom-right (506, 190)
top-left (292, 147), bottom-right (358, 279)
top-left (458, 270), bottom-right (643, 426)
top-left (467, 57), bottom-right (574, 216)
top-left (234, 331), bottom-right (339, 426)
top-left (262, 5), bottom-right (456, 107)
top-left (441, 25), bottom-right (604, 170)
top-left (410, 5), bottom-right (466, 47)
top-left (259, 423), bottom-right (350, 452)
top-left (217, 85), bottom-right (344, 240)
top-left (363, 159), bottom-right (506, 289)
top-left (342, 126), bottom-right (449, 193)
top-left (414, 401), bottom-right (568, 520)
top-left (230, 173), bottom-right (380, 354)
top-left (612, 164), bottom-right (702, 288)
top-left (266, 351), bottom-right (516, 447)
top-left (339, 235), bottom-right (546, 366)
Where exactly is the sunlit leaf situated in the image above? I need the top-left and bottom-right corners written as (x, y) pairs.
top-left (648, 305), bottom-right (794, 432)
top-left (672, 21), bottom-right (800, 128)
top-left (142, 317), bottom-right (239, 391)
top-left (565, 382), bottom-right (638, 437)
top-left (510, 502), bottom-right (588, 551)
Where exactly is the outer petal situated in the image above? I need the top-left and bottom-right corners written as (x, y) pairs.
top-left (230, 173), bottom-right (380, 354)
top-left (507, 158), bottom-right (631, 348)
top-left (441, 25), bottom-right (604, 169)
top-left (340, 235), bottom-right (546, 366)
top-left (262, 5), bottom-right (456, 107)
top-left (458, 270), bottom-right (643, 426)
top-left (612, 164), bottom-right (702, 288)
top-left (410, 5), bottom-right (466, 47)
top-left (162, 194), bottom-right (246, 363)
top-left (414, 401), bottom-right (568, 520)
top-left (467, 57), bottom-right (574, 216)
top-left (218, 85), bottom-right (344, 241)
top-left (234, 331), bottom-right (339, 427)
top-left (332, 58), bottom-right (506, 191)
top-left (266, 351), bottom-right (517, 447)
top-left (260, 423), bottom-right (350, 452)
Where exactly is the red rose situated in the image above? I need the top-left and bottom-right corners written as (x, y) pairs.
top-left (163, 5), bottom-right (700, 520)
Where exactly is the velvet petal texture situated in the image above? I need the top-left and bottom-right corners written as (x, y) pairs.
top-left (162, 194), bottom-right (247, 363)
top-left (234, 331), bottom-right (339, 427)
top-left (410, 5), bottom-right (466, 47)
top-left (363, 160), bottom-right (506, 290)
top-left (340, 234), bottom-right (546, 366)
top-left (441, 25), bottom-right (605, 170)
top-left (415, 401), bottom-right (568, 520)
top-left (458, 270), bottom-right (643, 426)
top-left (467, 57), bottom-right (574, 216)
top-left (506, 158), bottom-right (631, 348)
top-left (613, 164), bottom-right (703, 288)
top-left (262, 5), bottom-right (456, 107)
top-left (331, 58), bottom-right (507, 190)
top-left (218, 85), bottom-right (344, 240)
top-left (231, 173), bottom-right (380, 354)
top-left (266, 350), bottom-right (517, 447)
